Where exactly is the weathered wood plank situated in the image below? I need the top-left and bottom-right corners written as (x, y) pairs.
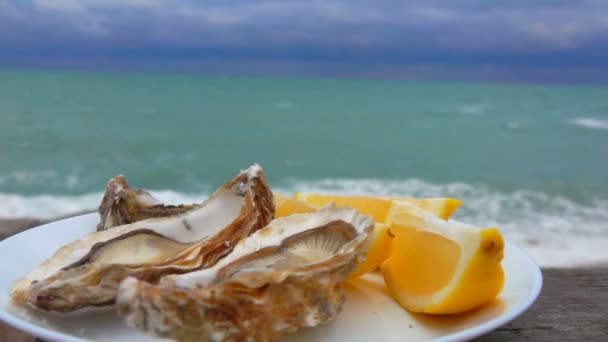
top-left (0, 320), bottom-right (32, 342)
top-left (476, 267), bottom-right (608, 341)
top-left (2, 268), bottom-right (607, 341)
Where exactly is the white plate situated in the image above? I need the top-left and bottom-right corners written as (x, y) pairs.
top-left (0, 214), bottom-right (542, 342)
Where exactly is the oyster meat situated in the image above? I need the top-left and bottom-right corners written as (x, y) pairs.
top-left (97, 175), bottom-right (197, 231)
top-left (117, 204), bottom-right (374, 341)
top-left (11, 164), bottom-right (274, 312)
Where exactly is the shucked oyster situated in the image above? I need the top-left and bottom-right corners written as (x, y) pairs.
top-left (117, 204), bottom-right (374, 341)
top-left (11, 165), bottom-right (274, 312)
top-left (97, 175), bottom-right (197, 231)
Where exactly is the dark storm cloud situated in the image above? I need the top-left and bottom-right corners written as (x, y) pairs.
top-left (1, 0), bottom-right (607, 81)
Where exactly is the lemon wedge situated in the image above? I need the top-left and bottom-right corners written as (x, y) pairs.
top-left (381, 200), bottom-right (504, 314)
top-left (294, 193), bottom-right (461, 221)
top-left (347, 223), bottom-right (392, 280)
top-left (292, 193), bottom-right (462, 280)
top-left (273, 192), bottom-right (317, 217)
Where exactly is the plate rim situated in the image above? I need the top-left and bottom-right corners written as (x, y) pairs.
top-left (0, 213), bottom-right (543, 342)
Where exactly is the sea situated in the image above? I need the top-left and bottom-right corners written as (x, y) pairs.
top-left (1, 69), bottom-right (607, 267)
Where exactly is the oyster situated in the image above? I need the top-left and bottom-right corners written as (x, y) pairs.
top-left (11, 164), bottom-right (274, 312)
top-left (117, 204), bottom-right (374, 341)
top-left (97, 175), bottom-right (196, 231)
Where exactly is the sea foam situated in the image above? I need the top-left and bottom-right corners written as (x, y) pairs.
top-left (1, 178), bottom-right (607, 268)
top-left (569, 117), bottom-right (608, 130)
top-left (457, 104), bottom-right (486, 115)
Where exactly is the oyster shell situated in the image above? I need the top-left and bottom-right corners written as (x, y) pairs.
top-left (117, 204), bottom-right (374, 341)
top-left (11, 164), bottom-right (274, 312)
top-left (97, 175), bottom-right (197, 231)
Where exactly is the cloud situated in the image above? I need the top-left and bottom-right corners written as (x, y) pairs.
top-left (1, 0), bottom-right (607, 81)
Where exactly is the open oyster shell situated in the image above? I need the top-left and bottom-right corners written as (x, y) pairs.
top-left (11, 165), bottom-right (274, 312)
top-left (97, 175), bottom-right (197, 231)
top-left (117, 204), bottom-right (374, 341)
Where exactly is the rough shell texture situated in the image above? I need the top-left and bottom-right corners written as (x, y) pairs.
top-left (97, 175), bottom-right (197, 231)
top-left (117, 204), bottom-right (374, 342)
top-left (11, 164), bottom-right (274, 312)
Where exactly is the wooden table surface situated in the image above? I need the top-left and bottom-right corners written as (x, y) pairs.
top-left (2, 268), bottom-right (607, 341)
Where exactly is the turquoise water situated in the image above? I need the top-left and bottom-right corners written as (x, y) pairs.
top-left (1, 69), bottom-right (607, 266)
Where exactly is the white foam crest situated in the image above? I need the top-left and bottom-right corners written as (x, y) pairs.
top-left (0, 169), bottom-right (82, 189)
top-left (2, 178), bottom-right (608, 267)
top-left (0, 170), bottom-right (57, 186)
top-left (0, 190), bottom-right (208, 219)
top-left (506, 121), bottom-right (521, 129)
top-left (457, 104), bottom-right (485, 115)
top-left (0, 192), bottom-right (103, 218)
top-left (277, 178), bottom-right (608, 267)
top-left (569, 117), bottom-right (608, 130)
top-left (275, 100), bottom-right (293, 109)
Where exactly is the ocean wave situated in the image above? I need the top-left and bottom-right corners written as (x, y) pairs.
top-left (0, 191), bottom-right (207, 219)
top-left (569, 117), bottom-right (608, 130)
top-left (2, 178), bottom-right (608, 267)
top-left (0, 170), bottom-right (57, 186)
top-left (0, 192), bottom-right (103, 218)
top-left (275, 100), bottom-right (293, 109)
top-left (506, 121), bottom-right (521, 129)
top-left (457, 104), bottom-right (485, 115)
top-left (0, 169), bottom-right (82, 190)
top-left (279, 179), bottom-right (608, 267)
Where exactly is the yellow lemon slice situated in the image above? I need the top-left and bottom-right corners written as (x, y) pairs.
top-left (292, 193), bottom-right (461, 279)
top-left (381, 200), bottom-right (505, 314)
top-left (347, 223), bottom-right (392, 280)
top-left (273, 192), bottom-right (317, 218)
top-left (294, 193), bottom-right (461, 221)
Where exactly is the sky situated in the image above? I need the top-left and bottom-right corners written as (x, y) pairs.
top-left (1, 0), bottom-right (608, 83)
